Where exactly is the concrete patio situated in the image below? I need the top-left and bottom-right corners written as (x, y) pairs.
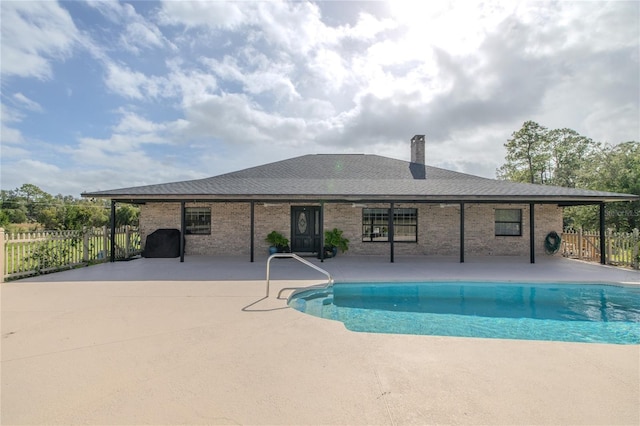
top-left (1, 256), bottom-right (639, 425)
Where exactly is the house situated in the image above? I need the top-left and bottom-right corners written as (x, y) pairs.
top-left (83, 135), bottom-right (637, 263)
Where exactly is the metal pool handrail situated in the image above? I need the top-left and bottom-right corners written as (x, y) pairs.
top-left (265, 253), bottom-right (334, 297)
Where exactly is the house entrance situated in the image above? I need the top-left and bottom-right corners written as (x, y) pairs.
top-left (291, 206), bottom-right (321, 254)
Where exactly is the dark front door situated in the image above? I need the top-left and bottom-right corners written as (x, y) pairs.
top-left (291, 206), bottom-right (321, 253)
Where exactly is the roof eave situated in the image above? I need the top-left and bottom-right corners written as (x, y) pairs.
top-left (82, 193), bottom-right (639, 204)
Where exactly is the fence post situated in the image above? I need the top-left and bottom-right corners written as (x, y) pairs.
top-left (0, 228), bottom-right (5, 283)
top-left (83, 227), bottom-right (89, 262)
top-left (103, 226), bottom-right (109, 261)
top-left (125, 226), bottom-right (131, 258)
top-left (578, 228), bottom-right (583, 260)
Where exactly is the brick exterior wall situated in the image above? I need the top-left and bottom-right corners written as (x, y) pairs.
top-left (140, 202), bottom-right (251, 255)
top-left (140, 202), bottom-right (563, 257)
top-left (462, 203), bottom-right (562, 256)
top-left (139, 203), bottom-right (181, 248)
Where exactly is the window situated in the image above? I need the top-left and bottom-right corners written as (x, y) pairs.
top-left (362, 208), bottom-right (388, 242)
top-left (495, 209), bottom-right (522, 236)
top-left (394, 208), bottom-right (418, 242)
top-left (185, 207), bottom-right (211, 235)
top-left (362, 208), bottom-right (417, 242)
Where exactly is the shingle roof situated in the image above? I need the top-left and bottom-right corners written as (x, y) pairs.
top-left (83, 154), bottom-right (637, 203)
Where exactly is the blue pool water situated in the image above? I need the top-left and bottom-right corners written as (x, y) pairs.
top-left (288, 282), bottom-right (640, 344)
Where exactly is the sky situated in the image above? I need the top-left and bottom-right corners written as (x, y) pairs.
top-left (1, 0), bottom-right (639, 198)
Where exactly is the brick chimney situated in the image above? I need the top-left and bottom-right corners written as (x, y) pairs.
top-left (411, 134), bottom-right (425, 164)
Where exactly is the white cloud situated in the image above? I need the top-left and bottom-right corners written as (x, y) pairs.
top-left (86, 0), bottom-right (174, 54)
top-left (104, 60), bottom-right (222, 105)
top-left (583, 103), bottom-right (640, 146)
top-left (1, 0), bottom-right (638, 197)
top-left (168, 69), bottom-right (218, 107)
top-left (18, 158), bottom-right (60, 174)
top-left (202, 53), bottom-right (299, 101)
top-left (389, 2), bottom-right (514, 55)
top-left (0, 159), bottom-right (61, 194)
top-left (112, 110), bottom-right (166, 136)
top-left (68, 1), bottom-right (640, 175)
top-left (515, 1), bottom-right (639, 54)
top-left (157, 0), bottom-right (249, 29)
top-left (1, 103), bottom-right (23, 124)
top-left (70, 108), bottom-right (188, 158)
top-left (121, 21), bottom-right (165, 54)
top-left (344, 12), bottom-right (396, 40)
top-left (0, 1), bottom-right (79, 79)
top-left (67, 136), bottom-right (151, 164)
top-left (13, 93), bottom-right (43, 112)
top-left (183, 92), bottom-right (307, 146)
top-left (305, 48), bottom-right (351, 93)
top-left (250, 2), bottom-right (331, 55)
top-left (157, 1), bottom-right (378, 55)
top-left (0, 156), bottom-right (200, 196)
top-left (104, 62), bottom-right (148, 99)
top-left (0, 125), bottom-right (25, 146)
top-left (0, 103), bottom-right (25, 145)
top-left (104, 61), bottom-right (170, 99)
top-left (108, 109), bottom-right (189, 145)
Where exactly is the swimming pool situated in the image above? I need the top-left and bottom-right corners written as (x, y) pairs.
top-left (288, 282), bottom-right (640, 344)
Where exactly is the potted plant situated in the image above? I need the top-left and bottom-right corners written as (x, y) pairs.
top-left (324, 228), bottom-right (349, 257)
top-left (265, 231), bottom-right (290, 254)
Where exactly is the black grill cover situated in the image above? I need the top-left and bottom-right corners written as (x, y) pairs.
top-left (143, 229), bottom-right (182, 258)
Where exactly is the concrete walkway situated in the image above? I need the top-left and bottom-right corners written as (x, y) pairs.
top-left (1, 256), bottom-right (639, 425)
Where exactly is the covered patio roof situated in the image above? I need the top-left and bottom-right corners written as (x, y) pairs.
top-left (83, 154), bottom-right (638, 266)
top-left (83, 154), bottom-right (637, 204)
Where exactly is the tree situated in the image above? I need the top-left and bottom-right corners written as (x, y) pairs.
top-left (497, 123), bottom-right (639, 231)
top-left (497, 121), bottom-right (550, 184)
top-left (0, 184), bottom-right (138, 230)
top-left (36, 207), bottom-right (63, 230)
top-left (1, 189), bottom-right (29, 224)
top-left (546, 128), bottom-right (600, 188)
top-left (2, 207), bottom-right (27, 224)
top-left (587, 142), bottom-right (639, 231)
top-left (0, 209), bottom-right (9, 227)
top-left (115, 204), bottom-right (139, 227)
top-left (12, 183), bottom-right (56, 222)
top-left (36, 204), bottom-right (102, 230)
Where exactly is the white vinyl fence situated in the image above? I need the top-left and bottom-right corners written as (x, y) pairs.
top-left (1, 226), bottom-right (141, 281)
top-left (561, 228), bottom-right (639, 270)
